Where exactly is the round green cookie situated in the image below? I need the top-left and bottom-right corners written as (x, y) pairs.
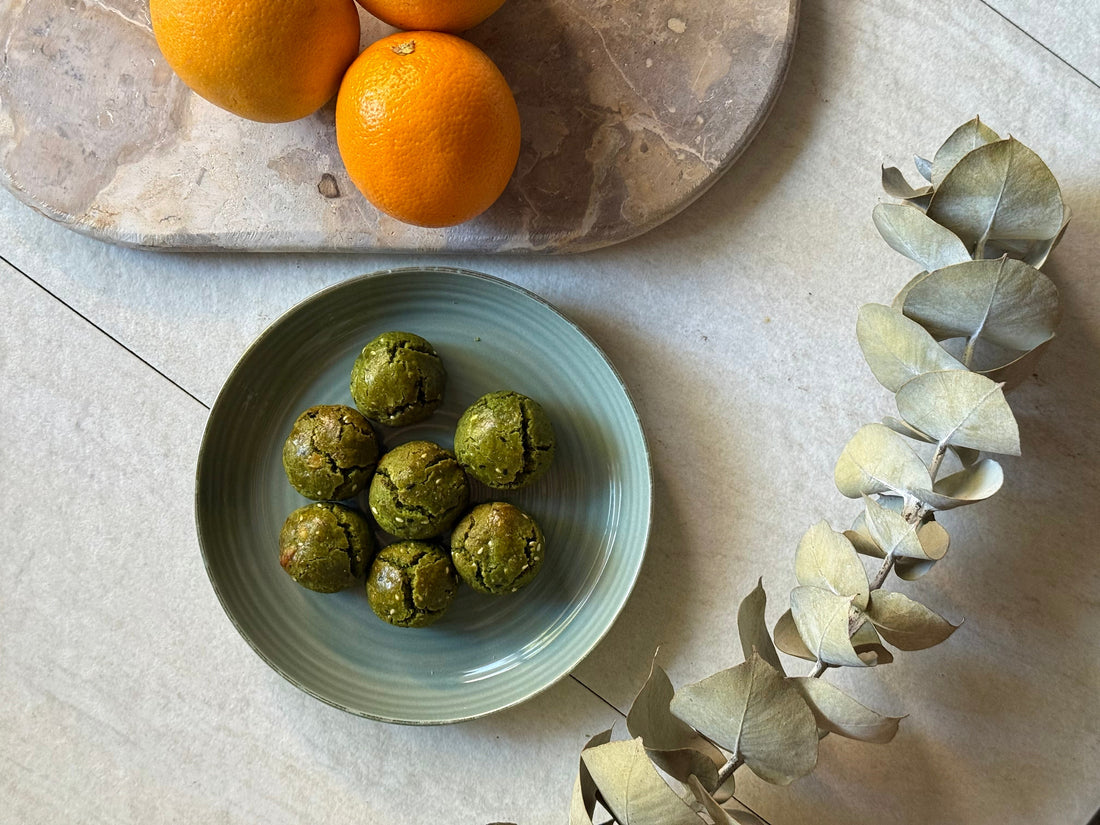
top-left (366, 541), bottom-right (459, 628)
top-left (454, 391), bottom-right (556, 490)
top-left (282, 404), bottom-right (379, 500)
top-left (278, 502), bottom-right (375, 593)
top-left (368, 440), bottom-right (469, 539)
top-left (349, 331), bottom-right (446, 427)
top-left (450, 502), bottom-right (545, 595)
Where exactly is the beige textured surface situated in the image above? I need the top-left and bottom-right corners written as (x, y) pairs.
top-left (0, 0), bottom-right (798, 252)
top-left (2, 0), bottom-right (1099, 823)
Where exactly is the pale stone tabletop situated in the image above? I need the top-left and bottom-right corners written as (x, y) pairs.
top-left (2, 1), bottom-right (1099, 824)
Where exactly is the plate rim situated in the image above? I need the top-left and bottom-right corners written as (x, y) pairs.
top-left (194, 266), bottom-right (654, 724)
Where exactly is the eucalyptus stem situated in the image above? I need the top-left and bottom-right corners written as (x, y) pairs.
top-left (715, 754), bottom-right (745, 788)
top-left (868, 550), bottom-right (897, 591)
top-left (927, 442), bottom-right (949, 480)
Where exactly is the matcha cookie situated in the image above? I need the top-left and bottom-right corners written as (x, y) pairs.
top-left (279, 502), bottom-right (375, 593)
top-left (282, 404), bottom-right (379, 500)
top-left (349, 331), bottom-right (446, 427)
top-left (366, 540), bottom-right (459, 628)
top-left (450, 502), bottom-right (545, 595)
top-left (454, 391), bottom-right (556, 490)
top-left (368, 440), bottom-right (470, 539)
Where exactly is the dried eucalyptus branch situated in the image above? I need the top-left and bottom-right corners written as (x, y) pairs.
top-left (568, 118), bottom-right (1067, 825)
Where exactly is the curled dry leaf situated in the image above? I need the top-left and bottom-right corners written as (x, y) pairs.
top-left (834, 423), bottom-right (932, 500)
top-left (857, 303), bottom-right (966, 393)
top-left (794, 521), bottom-right (870, 610)
top-left (862, 495), bottom-right (934, 560)
top-left (901, 257), bottom-right (1060, 354)
top-left (914, 155), bottom-right (933, 182)
top-left (847, 498), bottom-right (950, 579)
top-left (917, 458), bottom-right (1004, 511)
top-left (926, 137), bottom-right (1064, 255)
top-left (737, 578), bottom-right (784, 675)
top-left (580, 738), bottom-right (704, 825)
top-left (626, 657), bottom-right (725, 790)
top-left (773, 609), bottom-right (815, 661)
top-left (669, 652), bottom-right (818, 785)
top-left (881, 166), bottom-right (933, 203)
top-left (866, 590), bottom-right (961, 651)
top-left (978, 334), bottom-right (1055, 391)
top-left (686, 776), bottom-right (769, 825)
top-left (790, 586), bottom-right (870, 668)
top-left (872, 204), bottom-right (971, 272)
top-left (879, 416), bottom-right (982, 467)
top-left (570, 729), bottom-right (613, 825)
top-left (791, 676), bottom-right (905, 743)
top-left (895, 370), bottom-right (1020, 455)
top-left (930, 116), bottom-right (1000, 187)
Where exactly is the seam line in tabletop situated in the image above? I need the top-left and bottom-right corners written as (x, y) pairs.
top-left (979, 0), bottom-right (1100, 90)
top-left (1, 252), bottom-right (210, 411)
top-left (569, 673), bottom-right (628, 719)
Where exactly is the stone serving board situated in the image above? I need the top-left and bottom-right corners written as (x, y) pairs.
top-left (0, 0), bottom-right (798, 253)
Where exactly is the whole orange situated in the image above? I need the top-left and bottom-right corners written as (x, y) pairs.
top-left (335, 31), bottom-right (521, 228)
top-left (150, 0), bottom-right (362, 123)
top-left (354, 0), bottom-right (507, 33)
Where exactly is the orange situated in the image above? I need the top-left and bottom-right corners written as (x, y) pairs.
top-left (354, 0), bottom-right (507, 33)
top-left (335, 31), bottom-right (521, 228)
top-left (150, 0), bottom-right (362, 123)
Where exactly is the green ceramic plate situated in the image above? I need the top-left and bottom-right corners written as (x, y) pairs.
top-left (195, 267), bottom-right (652, 724)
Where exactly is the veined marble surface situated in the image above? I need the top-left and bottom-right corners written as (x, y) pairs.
top-left (0, 0), bottom-right (798, 252)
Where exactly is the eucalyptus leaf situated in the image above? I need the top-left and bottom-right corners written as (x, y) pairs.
top-left (930, 116), bottom-right (1000, 187)
top-left (866, 591), bottom-right (961, 650)
top-left (1018, 205), bottom-right (1071, 268)
top-left (581, 738), bottom-right (704, 825)
top-left (914, 154), bottom-right (933, 182)
top-left (685, 780), bottom-right (769, 825)
top-left (773, 609), bottom-right (815, 661)
top-left (669, 652), bottom-right (818, 785)
top-left (895, 370), bottom-right (1020, 455)
top-left (927, 137), bottom-right (1064, 255)
top-left (737, 579), bottom-right (784, 675)
top-left (628, 657), bottom-right (724, 760)
top-left (862, 494), bottom-right (936, 560)
top-left (790, 586), bottom-right (869, 668)
top-left (980, 334), bottom-right (1054, 391)
top-left (850, 614), bottom-right (886, 655)
top-left (880, 415), bottom-right (982, 467)
top-left (893, 556), bottom-right (938, 581)
top-left (857, 303), bottom-right (966, 392)
top-left (851, 641), bottom-right (894, 666)
top-left (917, 518), bottom-right (949, 559)
top-left (901, 257), bottom-right (1060, 353)
top-left (625, 658), bottom-right (726, 791)
top-left (984, 205), bottom-right (1069, 267)
top-left (687, 776), bottom-right (734, 825)
top-left (844, 527), bottom-right (884, 559)
top-left (645, 747), bottom-right (721, 793)
top-left (570, 729), bottom-right (614, 825)
top-left (726, 811), bottom-right (768, 825)
top-left (892, 270), bottom-right (931, 311)
top-left (849, 497), bottom-right (946, 567)
top-left (834, 423), bottom-right (932, 500)
top-left (794, 521), bottom-right (870, 609)
top-left (872, 204), bottom-right (971, 272)
top-left (791, 677), bottom-right (904, 743)
top-left (916, 458), bottom-right (1004, 510)
top-left (881, 166), bottom-right (933, 201)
